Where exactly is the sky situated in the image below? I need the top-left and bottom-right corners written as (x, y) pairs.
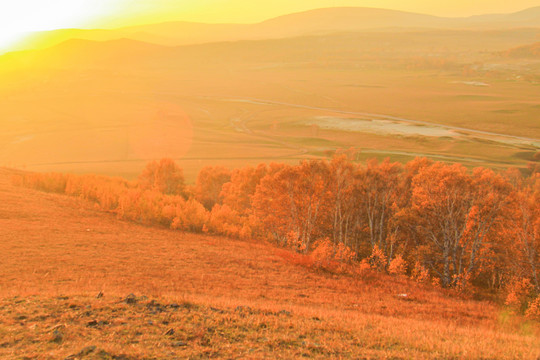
top-left (0, 0), bottom-right (538, 50)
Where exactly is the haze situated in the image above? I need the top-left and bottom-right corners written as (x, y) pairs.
top-left (2, 0), bottom-right (540, 51)
top-left (1, 1), bottom-right (540, 359)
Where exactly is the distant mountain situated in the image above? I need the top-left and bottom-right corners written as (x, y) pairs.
top-left (252, 7), bottom-right (454, 35)
top-left (467, 6), bottom-right (540, 25)
top-left (254, 6), bottom-right (540, 32)
top-left (5, 6), bottom-right (540, 54)
top-left (3, 27), bottom-right (538, 73)
top-left (118, 22), bottom-right (249, 46)
top-left (0, 38), bottom-right (168, 69)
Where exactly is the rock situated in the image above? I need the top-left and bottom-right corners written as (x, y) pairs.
top-left (146, 300), bottom-right (166, 313)
top-left (51, 329), bottom-right (63, 344)
top-left (78, 345), bottom-right (97, 356)
top-left (164, 328), bottom-right (175, 336)
top-left (235, 306), bottom-right (254, 313)
top-left (209, 307), bottom-right (226, 314)
top-left (124, 294), bottom-right (138, 304)
top-left (172, 341), bottom-right (188, 347)
top-left (277, 310), bottom-right (292, 317)
top-left (50, 325), bottom-right (65, 344)
top-left (87, 320), bottom-right (99, 327)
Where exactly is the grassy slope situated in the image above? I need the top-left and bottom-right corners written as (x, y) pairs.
top-left (0, 167), bottom-right (539, 359)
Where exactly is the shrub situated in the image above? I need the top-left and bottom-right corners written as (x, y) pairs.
top-left (411, 261), bottom-right (430, 283)
top-left (505, 278), bottom-right (534, 311)
top-left (525, 296), bottom-right (540, 320)
top-left (388, 255), bottom-right (407, 276)
top-left (369, 245), bottom-right (388, 272)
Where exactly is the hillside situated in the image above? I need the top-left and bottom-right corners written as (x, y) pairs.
top-left (501, 41), bottom-right (540, 57)
top-left (0, 166), bottom-right (539, 359)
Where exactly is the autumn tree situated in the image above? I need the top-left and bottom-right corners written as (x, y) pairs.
top-left (138, 158), bottom-right (186, 196)
top-left (194, 166), bottom-right (231, 210)
top-left (508, 174), bottom-right (540, 292)
top-left (409, 163), bottom-right (513, 288)
top-left (253, 161), bottom-right (331, 253)
top-left (327, 155), bottom-right (358, 250)
top-left (221, 164), bottom-right (268, 215)
top-left (355, 158), bottom-right (405, 263)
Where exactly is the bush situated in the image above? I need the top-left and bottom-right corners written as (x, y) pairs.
top-left (411, 261), bottom-right (430, 283)
top-left (388, 255), bottom-right (407, 276)
top-left (525, 296), bottom-right (540, 320)
top-left (505, 278), bottom-right (534, 312)
top-left (369, 245), bottom-right (388, 272)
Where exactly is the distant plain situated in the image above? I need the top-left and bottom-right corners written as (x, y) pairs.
top-left (0, 8), bottom-right (539, 180)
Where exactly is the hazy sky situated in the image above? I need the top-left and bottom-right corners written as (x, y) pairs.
top-left (110, 0), bottom-right (540, 24)
top-left (0, 0), bottom-right (538, 49)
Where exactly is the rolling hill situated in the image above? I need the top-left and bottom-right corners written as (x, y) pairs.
top-left (7, 6), bottom-right (540, 53)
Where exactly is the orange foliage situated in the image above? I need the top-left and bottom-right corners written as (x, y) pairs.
top-left (369, 245), bottom-right (388, 272)
top-left (411, 261), bottom-right (430, 283)
top-left (193, 166), bottom-right (231, 210)
top-left (388, 254), bottom-right (408, 276)
top-left (138, 158), bottom-right (186, 196)
top-left (171, 198), bottom-right (209, 232)
top-left (252, 161), bottom-right (331, 253)
top-left (505, 277), bottom-right (534, 311)
top-left (526, 296), bottom-right (540, 320)
top-left (14, 156), bottom-right (540, 298)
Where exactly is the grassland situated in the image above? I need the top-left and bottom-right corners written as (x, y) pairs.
top-left (0, 29), bottom-right (538, 181)
top-left (1, 167), bottom-right (539, 359)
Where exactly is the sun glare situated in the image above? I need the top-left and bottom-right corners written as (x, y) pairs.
top-left (0, 0), bottom-right (123, 52)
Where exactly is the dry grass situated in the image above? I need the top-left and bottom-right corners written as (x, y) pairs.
top-left (0, 167), bottom-right (539, 359)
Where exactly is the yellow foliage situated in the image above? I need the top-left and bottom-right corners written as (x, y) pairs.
top-left (411, 261), bottom-right (430, 283)
top-left (505, 278), bottom-right (533, 309)
top-left (525, 296), bottom-right (540, 320)
top-left (369, 245), bottom-right (388, 272)
top-left (388, 255), bottom-right (407, 276)
top-left (171, 198), bottom-right (209, 232)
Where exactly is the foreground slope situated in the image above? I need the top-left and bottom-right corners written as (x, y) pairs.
top-left (0, 168), bottom-right (539, 359)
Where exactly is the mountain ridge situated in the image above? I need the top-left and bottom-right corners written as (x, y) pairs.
top-left (6, 6), bottom-right (540, 54)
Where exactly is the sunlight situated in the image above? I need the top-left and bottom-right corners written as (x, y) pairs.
top-left (0, 0), bottom-right (123, 52)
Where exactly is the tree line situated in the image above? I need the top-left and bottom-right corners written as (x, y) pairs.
top-left (13, 156), bottom-right (540, 318)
